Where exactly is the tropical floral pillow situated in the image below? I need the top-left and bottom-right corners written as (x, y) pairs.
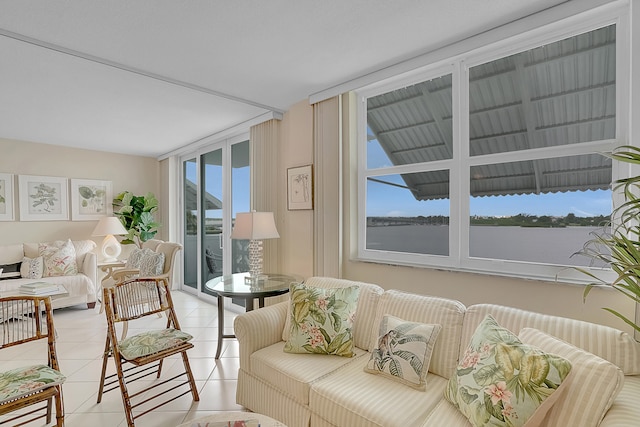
top-left (284, 283), bottom-right (360, 357)
top-left (364, 315), bottom-right (441, 390)
top-left (444, 315), bottom-right (573, 427)
top-left (0, 364), bottom-right (66, 404)
top-left (118, 328), bottom-right (193, 360)
top-left (39, 239), bottom-right (78, 277)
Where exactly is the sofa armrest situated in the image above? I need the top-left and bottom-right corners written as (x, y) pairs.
top-left (234, 301), bottom-right (288, 370)
top-left (82, 252), bottom-right (98, 289)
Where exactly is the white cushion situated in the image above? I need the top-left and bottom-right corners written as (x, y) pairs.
top-left (519, 328), bottom-right (625, 427)
top-left (0, 244), bottom-right (25, 264)
top-left (310, 356), bottom-right (448, 427)
top-left (251, 341), bottom-right (367, 406)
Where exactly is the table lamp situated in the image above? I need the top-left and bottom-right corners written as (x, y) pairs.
top-left (92, 216), bottom-right (128, 262)
top-left (231, 212), bottom-right (280, 278)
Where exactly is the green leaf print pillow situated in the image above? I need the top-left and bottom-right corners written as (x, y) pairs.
top-left (444, 315), bottom-right (573, 427)
top-left (364, 315), bottom-right (442, 390)
top-left (284, 283), bottom-right (360, 357)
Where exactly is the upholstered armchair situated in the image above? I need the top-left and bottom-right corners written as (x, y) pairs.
top-left (111, 241), bottom-right (182, 288)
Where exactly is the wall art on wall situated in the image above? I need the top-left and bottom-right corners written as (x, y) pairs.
top-left (71, 178), bottom-right (113, 220)
top-left (0, 173), bottom-right (14, 221)
top-left (287, 164), bottom-right (313, 210)
top-left (18, 175), bottom-right (69, 221)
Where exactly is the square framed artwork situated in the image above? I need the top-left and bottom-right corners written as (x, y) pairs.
top-left (287, 164), bottom-right (313, 210)
top-left (71, 179), bottom-right (113, 220)
top-left (18, 175), bottom-right (69, 221)
top-left (0, 173), bottom-right (15, 221)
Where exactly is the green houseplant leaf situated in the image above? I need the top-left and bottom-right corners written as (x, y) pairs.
top-left (576, 145), bottom-right (640, 334)
top-left (113, 191), bottom-right (160, 247)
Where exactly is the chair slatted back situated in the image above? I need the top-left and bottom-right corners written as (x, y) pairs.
top-left (1, 296), bottom-right (59, 372)
top-left (105, 278), bottom-right (171, 323)
top-left (0, 296), bottom-right (53, 348)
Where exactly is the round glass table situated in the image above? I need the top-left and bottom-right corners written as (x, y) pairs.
top-left (205, 272), bottom-right (303, 358)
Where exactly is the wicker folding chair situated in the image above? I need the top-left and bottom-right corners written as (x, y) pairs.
top-left (97, 278), bottom-right (199, 427)
top-left (0, 296), bottom-right (65, 426)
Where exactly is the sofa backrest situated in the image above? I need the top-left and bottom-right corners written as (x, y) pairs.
top-left (24, 239), bottom-right (97, 268)
top-left (371, 290), bottom-right (466, 379)
top-left (462, 304), bottom-right (640, 375)
top-left (0, 244), bottom-right (25, 265)
top-left (282, 276), bottom-right (385, 351)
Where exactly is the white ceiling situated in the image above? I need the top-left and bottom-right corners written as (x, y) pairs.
top-left (0, 0), bottom-right (571, 158)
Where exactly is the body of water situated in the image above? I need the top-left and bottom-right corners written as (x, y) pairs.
top-left (366, 225), bottom-right (606, 266)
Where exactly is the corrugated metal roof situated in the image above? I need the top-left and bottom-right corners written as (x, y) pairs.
top-left (367, 25), bottom-right (615, 200)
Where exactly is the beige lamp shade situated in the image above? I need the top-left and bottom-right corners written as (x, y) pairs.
top-left (231, 212), bottom-right (279, 277)
top-left (231, 212), bottom-right (280, 240)
top-left (92, 217), bottom-right (128, 262)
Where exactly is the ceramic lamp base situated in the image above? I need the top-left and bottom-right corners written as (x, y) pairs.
top-left (101, 234), bottom-right (122, 262)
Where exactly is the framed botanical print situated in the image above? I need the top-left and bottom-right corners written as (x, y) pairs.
top-left (287, 164), bottom-right (313, 210)
top-left (0, 173), bottom-right (14, 221)
top-left (71, 178), bottom-right (113, 220)
top-left (18, 175), bottom-right (69, 221)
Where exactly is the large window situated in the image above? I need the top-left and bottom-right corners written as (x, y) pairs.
top-left (358, 22), bottom-right (622, 280)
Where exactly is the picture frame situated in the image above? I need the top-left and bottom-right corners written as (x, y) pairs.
top-left (71, 178), bottom-right (113, 220)
top-left (287, 164), bottom-right (313, 210)
top-left (0, 173), bottom-right (15, 221)
top-left (18, 175), bottom-right (69, 221)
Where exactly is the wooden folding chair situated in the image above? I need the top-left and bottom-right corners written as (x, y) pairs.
top-left (0, 296), bottom-right (65, 426)
top-left (97, 278), bottom-right (199, 427)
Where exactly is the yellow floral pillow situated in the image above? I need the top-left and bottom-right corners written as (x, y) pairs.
top-left (284, 283), bottom-right (360, 357)
top-left (444, 315), bottom-right (573, 427)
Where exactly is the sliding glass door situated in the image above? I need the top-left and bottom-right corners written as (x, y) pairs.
top-left (181, 136), bottom-right (250, 297)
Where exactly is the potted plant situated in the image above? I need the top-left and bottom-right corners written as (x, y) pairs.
top-left (112, 191), bottom-right (160, 247)
top-left (577, 145), bottom-right (640, 334)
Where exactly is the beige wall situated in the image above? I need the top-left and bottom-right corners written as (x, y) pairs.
top-left (279, 100), bottom-right (314, 278)
top-left (0, 138), bottom-right (160, 246)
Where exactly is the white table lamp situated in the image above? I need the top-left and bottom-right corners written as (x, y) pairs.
top-left (231, 212), bottom-right (280, 277)
top-left (92, 217), bottom-right (128, 262)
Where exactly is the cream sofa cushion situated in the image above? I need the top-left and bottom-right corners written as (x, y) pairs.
top-left (519, 328), bottom-right (625, 427)
top-left (251, 342), bottom-right (368, 406)
top-left (371, 290), bottom-right (465, 379)
top-left (310, 356), bottom-right (448, 427)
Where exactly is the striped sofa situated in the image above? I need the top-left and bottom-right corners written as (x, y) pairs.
top-left (235, 277), bottom-right (640, 427)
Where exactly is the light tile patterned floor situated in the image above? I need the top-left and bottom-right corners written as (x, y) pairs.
top-left (0, 291), bottom-right (247, 427)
